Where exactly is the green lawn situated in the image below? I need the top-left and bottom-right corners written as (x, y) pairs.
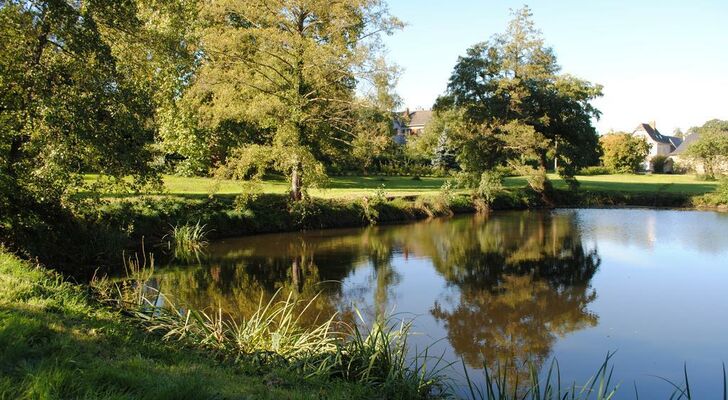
top-left (86, 173), bottom-right (719, 199)
top-left (546, 173), bottom-right (719, 194)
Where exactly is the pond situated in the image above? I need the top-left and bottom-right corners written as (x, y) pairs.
top-left (149, 209), bottom-right (728, 398)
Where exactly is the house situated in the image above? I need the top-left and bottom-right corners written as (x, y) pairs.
top-left (668, 132), bottom-right (728, 174)
top-left (632, 122), bottom-right (683, 171)
top-left (667, 133), bottom-right (699, 173)
top-left (393, 109), bottom-right (433, 145)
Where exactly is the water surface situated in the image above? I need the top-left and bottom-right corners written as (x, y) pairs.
top-left (151, 209), bottom-right (728, 398)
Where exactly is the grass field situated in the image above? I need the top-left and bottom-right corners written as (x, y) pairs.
top-left (88, 173), bottom-right (719, 199)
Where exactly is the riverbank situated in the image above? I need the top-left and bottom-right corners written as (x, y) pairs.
top-left (10, 180), bottom-right (724, 277)
top-left (0, 250), bottom-right (409, 399)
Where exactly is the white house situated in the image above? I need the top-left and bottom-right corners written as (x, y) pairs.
top-left (632, 122), bottom-right (683, 171)
top-left (393, 109), bottom-right (433, 145)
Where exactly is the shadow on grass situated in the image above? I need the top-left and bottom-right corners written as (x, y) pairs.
top-left (0, 304), bottom-right (377, 400)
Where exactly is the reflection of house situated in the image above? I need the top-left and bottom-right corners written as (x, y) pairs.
top-left (393, 109), bottom-right (433, 145)
top-left (632, 122), bottom-right (682, 171)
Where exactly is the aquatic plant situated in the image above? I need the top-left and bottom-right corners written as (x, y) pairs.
top-left (463, 354), bottom-right (619, 400)
top-left (463, 354), bottom-right (728, 400)
top-left (94, 255), bottom-right (447, 397)
top-left (164, 221), bottom-right (209, 260)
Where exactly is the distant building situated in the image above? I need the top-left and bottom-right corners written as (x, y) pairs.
top-left (668, 132), bottom-right (728, 174)
top-left (632, 122), bottom-right (683, 171)
top-left (393, 109), bottom-right (433, 145)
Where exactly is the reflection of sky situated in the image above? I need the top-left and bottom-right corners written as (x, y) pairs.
top-left (552, 209), bottom-right (728, 398)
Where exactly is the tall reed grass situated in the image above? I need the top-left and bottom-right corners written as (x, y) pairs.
top-left (462, 354), bottom-right (727, 400)
top-left (94, 253), bottom-right (728, 399)
top-left (93, 254), bottom-right (447, 397)
top-left (163, 221), bottom-right (209, 261)
top-left (463, 354), bottom-right (619, 400)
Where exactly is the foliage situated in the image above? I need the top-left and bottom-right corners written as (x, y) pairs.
top-left (434, 6), bottom-right (602, 182)
top-left (476, 171), bottom-right (505, 209)
top-left (440, 109), bottom-right (505, 181)
top-left (694, 179), bottom-right (728, 207)
top-left (361, 185), bottom-right (389, 225)
top-left (650, 155), bottom-right (668, 174)
top-left (579, 166), bottom-right (611, 176)
top-left (0, 0), bottom-right (207, 245)
top-left (350, 59), bottom-right (402, 174)
top-left (432, 130), bottom-right (459, 172)
top-left (165, 221), bottom-right (210, 261)
top-left (187, 0), bottom-right (403, 199)
top-left (684, 126), bottom-right (728, 179)
top-left (599, 132), bottom-right (650, 173)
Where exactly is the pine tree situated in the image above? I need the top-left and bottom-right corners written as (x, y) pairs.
top-left (432, 130), bottom-right (458, 171)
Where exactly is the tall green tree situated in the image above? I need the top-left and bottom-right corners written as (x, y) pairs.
top-left (187, 0), bottom-right (402, 200)
top-left (0, 1), bottom-right (171, 205)
top-left (434, 6), bottom-right (602, 187)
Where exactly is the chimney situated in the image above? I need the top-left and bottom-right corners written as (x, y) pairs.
top-left (649, 120), bottom-right (656, 130)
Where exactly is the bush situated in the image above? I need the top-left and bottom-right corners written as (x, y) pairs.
top-left (599, 132), bottom-right (650, 173)
top-left (695, 179), bottom-right (728, 206)
top-left (476, 171), bottom-right (504, 209)
top-left (650, 155), bottom-right (668, 173)
top-left (578, 166), bottom-right (611, 176)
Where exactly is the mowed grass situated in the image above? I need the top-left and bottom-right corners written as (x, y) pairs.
top-left (0, 250), bottom-right (378, 399)
top-left (85, 173), bottom-right (719, 199)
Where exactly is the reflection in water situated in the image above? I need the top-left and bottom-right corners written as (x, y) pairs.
top-left (151, 210), bottom-right (601, 392)
top-left (426, 212), bottom-right (600, 387)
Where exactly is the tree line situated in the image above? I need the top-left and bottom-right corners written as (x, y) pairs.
top-left (2, 0), bottom-right (407, 206)
top-left (17, 2), bottom-right (728, 224)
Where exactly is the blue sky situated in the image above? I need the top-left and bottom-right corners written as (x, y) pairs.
top-left (382, 0), bottom-right (728, 134)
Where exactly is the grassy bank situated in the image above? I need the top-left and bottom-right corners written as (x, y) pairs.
top-left (9, 173), bottom-right (724, 277)
top-left (0, 250), bottom-right (420, 399)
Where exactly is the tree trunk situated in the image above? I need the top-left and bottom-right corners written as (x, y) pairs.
top-left (291, 161), bottom-right (303, 201)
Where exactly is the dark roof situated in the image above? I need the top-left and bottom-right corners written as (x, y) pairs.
top-left (668, 136), bottom-right (684, 149)
top-left (670, 133), bottom-right (700, 156)
top-left (408, 110), bottom-right (433, 127)
top-left (634, 123), bottom-right (672, 144)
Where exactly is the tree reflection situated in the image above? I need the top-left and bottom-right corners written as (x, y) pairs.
top-left (151, 239), bottom-right (362, 328)
top-left (149, 210), bottom-right (601, 388)
top-left (429, 211), bottom-right (600, 388)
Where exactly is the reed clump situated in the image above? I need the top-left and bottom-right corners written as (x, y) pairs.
top-left (164, 221), bottom-right (209, 261)
top-left (93, 255), bottom-right (447, 398)
top-left (463, 354), bottom-right (727, 400)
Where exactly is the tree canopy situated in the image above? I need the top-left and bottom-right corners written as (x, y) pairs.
top-left (0, 0), bottom-right (201, 195)
top-left (434, 6), bottom-right (602, 186)
top-left (685, 120), bottom-right (728, 179)
top-left (185, 0), bottom-right (402, 199)
top-left (599, 132), bottom-right (650, 174)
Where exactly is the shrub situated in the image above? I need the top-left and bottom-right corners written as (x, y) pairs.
top-left (578, 166), bottom-right (611, 176)
top-left (476, 171), bottom-right (505, 210)
top-left (651, 155), bottom-right (668, 173)
top-left (599, 132), bottom-right (650, 173)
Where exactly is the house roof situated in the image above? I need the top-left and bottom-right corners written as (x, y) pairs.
top-left (408, 110), bottom-right (433, 127)
top-left (670, 133), bottom-right (700, 156)
top-left (634, 123), bottom-right (673, 144)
